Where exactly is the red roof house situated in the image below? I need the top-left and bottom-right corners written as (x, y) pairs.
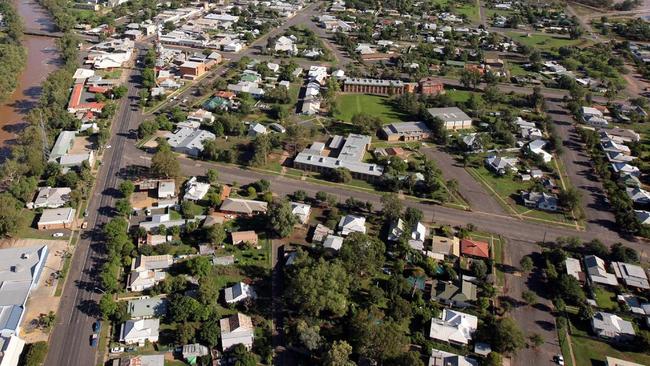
top-left (460, 239), bottom-right (490, 259)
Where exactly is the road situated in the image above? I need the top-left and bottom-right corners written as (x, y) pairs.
top-left (44, 46), bottom-right (146, 366)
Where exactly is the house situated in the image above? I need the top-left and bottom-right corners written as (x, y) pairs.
top-left (128, 296), bottom-right (168, 319)
top-left (430, 236), bottom-right (460, 260)
top-left (338, 215), bottom-right (367, 236)
top-left (120, 319), bottom-right (160, 346)
top-left (427, 107), bottom-right (472, 130)
top-left (430, 278), bottom-right (477, 308)
top-left (601, 140), bottom-right (631, 155)
top-left (225, 282), bottom-right (256, 303)
top-left (606, 357), bottom-right (645, 366)
top-left (138, 214), bottom-right (186, 232)
top-left (591, 312), bottom-right (635, 342)
top-left (167, 128), bottom-right (216, 157)
top-left (231, 231), bottom-right (258, 246)
top-left (460, 239), bottom-right (490, 259)
top-left (612, 261), bottom-right (649, 290)
top-left (485, 155), bottom-right (518, 175)
top-left (429, 309), bottom-right (478, 345)
top-left (274, 36), bottom-right (298, 55)
top-left (220, 198), bottom-right (268, 215)
top-left (323, 235), bottom-right (344, 251)
top-left (248, 122), bottom-right (267, 137)
top-left (220, 313), bottom-right (254, 350)
top-left (183, 177), bottom-right (210, 201)
top-left (565, 257), bottom-right (586, 283)
top-left (0, 335), bottom-right (25, 366)
top-left (611, 163), bottom-right (640, 177)
top-left (37, 207), bottom-right (76, 230)
top-left (128, 255), bottom-right (173, 291)
top-left (380, 122), bottom-right (432, 142)
top-left (118, 354), bottom-right (165, 366)
top-left (584, 255), bottom-right (619, 286)
top-left (460, 133), bottom-right (481, 151)
top-left (187, 109), bottom-right (215, 124)
top-left (310, 224), bottom-right (333, 244)
top-left (28, 187), bottom-right (72, 209)
top-left (0, 245), bottom-right (49, 336)
top-left (419, 77), bottom-right (445, 95)
top-left (528, 140), bottom-right (553, 163)
top-left (626, 187), bottom-right (650, 206)
top-left (520, 191), bottom-right (558, 211)
top-left (290, 202), bottom-right (311, 224)
top-left (179, 61), bottom-right (207, 79)
top-left (182, 344), bottom-right (209, 364)
top-left (636, 210), bottom-right (650, 225)
top-left (601, 128), bottom-right (641, 143)
top-left (428, 348), bottom-right (478, 366)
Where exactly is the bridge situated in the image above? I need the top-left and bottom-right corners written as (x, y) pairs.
top-left (23, 28), bottom-right (64, 38)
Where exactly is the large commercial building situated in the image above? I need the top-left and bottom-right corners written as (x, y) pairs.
top-left (293, 134), bottom-right (384, 181)
top-left (0, 245), bottom-right (49, 336)
top-left (166, 128), bottom-right (216, 157)
top-left (342, 78), bottom-right (408, 95)
top-left (380, 121), bottom-right (432, 142)
top-left (427, 107), bottom-right (473, 130)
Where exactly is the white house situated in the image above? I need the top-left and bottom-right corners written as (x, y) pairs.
top-left (338, 215), bottom-right (367, 236)
top-left (183, 177), bottom-right (210, 201)
top-left (323, 235), bottom-right (344, 251)
top-left (274, 36), bottom-right (298, 55)
top-left (120, 319), bottom-right (160, 345)
top-left (528, 140), bottom-right (553, 163)
top-left (290, 202), bottom-right (311, 224)
top-left (584, 255), bottom-right (618, 286)
top-left (220, 313), bottom-right (254, 350)
top-left (28, 187), bottom-right (72, 209)
top-left (429, 309), bottom-right (478, 345)
top-left (224, 282), bottom-right (257, 304)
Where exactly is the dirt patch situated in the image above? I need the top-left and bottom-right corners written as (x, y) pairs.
top-left (69, 136), bottom-right (94, 154)
top-left (142, 130), bottom-right (171, 149)
top-left (2, 239), bottom-right (69, 343)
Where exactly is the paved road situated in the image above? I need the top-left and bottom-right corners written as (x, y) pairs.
top-left (45, 47), bottom-right (146, 366)
top-left (421, 146), bottom-right (507, 215)
top-left (545, 101), bottom-right (620, 237)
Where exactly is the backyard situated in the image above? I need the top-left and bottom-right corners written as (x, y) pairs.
top-left (506, 32), bottom-right (587, 50)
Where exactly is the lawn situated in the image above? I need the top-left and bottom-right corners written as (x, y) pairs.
top-left (334, 94), bottom-right (407, 123)
top-left (593, 287), bottom-right (617, 310)
top-left (16, 209), bottom-right (70, 240)
top-left (445, 89), bottom-right (479, 103)
top-left (569, 320), bottom-right (650, 365)
top-left (506, 32), bottom-right (586, 50)
top-left (433, 0), bottom-right (480, 22)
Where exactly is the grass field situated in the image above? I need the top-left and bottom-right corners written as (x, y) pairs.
top-left (334, 94), bottom-right (407, 123)
top-left (593, 287), bottom-right (617, 311)
top-left (506, 32), bottom-right (586, 50)
top-left (446, 89), bottom-right (479, 103)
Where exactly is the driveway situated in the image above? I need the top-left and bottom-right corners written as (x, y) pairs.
top-left (421, 146), bottom-right (507, 215)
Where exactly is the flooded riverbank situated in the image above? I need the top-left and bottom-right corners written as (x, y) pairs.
top-left (0, 0), bottom-right (61, 156)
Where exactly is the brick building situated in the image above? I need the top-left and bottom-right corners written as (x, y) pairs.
top-left (419, 77), bottom-right (445, 95)
top-left (342, 78), bottom-right (406, 95)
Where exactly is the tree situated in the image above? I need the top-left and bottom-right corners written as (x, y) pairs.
top-left (381, 192), bottom-right (403, 221)
top-left (267, 199), bottom-right (297, 237)
top-left (182, 200), bottom-right (203, 219)
top-left (286, 258), bottom-right (350, 317)
top-left (559, 187), bottom-right (581, 211)
top-left (251, 134), bottom-right (271, 166)
top-left (323, 341), bottom-right (354, 366)
top-left (610, 243), bottom-right (640, 263)
top-left (230, 344), bottom-right (257, 366)
top-left (151, 146), bottom-right (180, 178)
top-left (351, 113), bottom-right (383, 135)
top-left (292, 190), bottom-right (307, 202)
top-left (485, 352), bottom-right (503, 366)
top-left (206, 224), bottom-right (226, 246)
top-left (529, 333), bottom-right (544, 348)
top-left (491, 317), bottom-right (526, 354)
top-left (471, 260), bottom-right (488, 280)
top-left (99, 294), bottom-right (117, 320)
top-left (115, 199), bottom-right (132, 217)
top-left (296, 319), bottom-right (322, 351)
top-left (522, 290), bottom-right (537, 305)
top-left (327, 167), bottom-right (352, 183)
top-left (23, 341), bottom-right (48, 366)
top-left (199, 318), bottom-right (220, 348)
top-left (169, 295), bottom-right (204, 322)
top-left (340, 233), bottom-right (386, 278)
top-left (350, 307), bottom-right (409, 361)
top-left (459, 68), bottom-right (482, 90)
top-left (520, 256), bottom-right (534, 273)
top-left (206, 169), bottom-right (219, 184)
top-left (119, 181), bottom-right (135, 198)
top-left (0, 193), bottom-right (24, 237)
top-left (185, 256), bottom-right (212, 278)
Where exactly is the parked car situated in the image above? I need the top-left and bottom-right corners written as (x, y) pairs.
top-left (110, 347), bottom-right (124, 354)
top-left (52, 233), bottom-right (64, 238)
top-left (554, 355), bottom-right (564, 365)
top-left (92, 321), bottom-right (101, 333)
top-left (90, 334), bottom-right (98, 347)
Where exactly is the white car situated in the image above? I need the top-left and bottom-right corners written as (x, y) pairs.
top-left (110, 347), bottom-right (124, 354)
top-left (52, 233), bottom-right (64, 238)
top-left (554, 355), bottom-right (564, 365)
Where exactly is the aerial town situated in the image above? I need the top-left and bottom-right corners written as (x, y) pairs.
top-left (2, 0), bottom-right (650, 365)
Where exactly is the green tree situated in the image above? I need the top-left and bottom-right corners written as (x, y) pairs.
top-left (529, 333), bottom-right (544, 348)
top-left (185, 256), bottom-right (212, 278)
top-left (0, 193), bottom-right (24, 236)
top-left (522, 290), bottom-right (537, 305)
top-left (491, 317), bottom-right (526, 354)
top-left (340, 232), bottom-right (386, 278)
top-left (206, 169), bottom-right (219, 184)
top-left (559, 187), bottom-right (581, 211)
top-left (251, 134), bottom-right (271, 166)
top-left (380, 192), bottom-right (403, 221)
top-left (287, 258), bottom-right (350, 317)
top-left (115, 199), bottom-right (132, 217)
top-left (485, 352), bottom-right (503, 366)
top-left (206, 223), bottom-right (226, 245)
top-left (151, 145), bottom-right (180, 178)
top-left (267, 199), bottom-right (297, 237)
top-left (350, 307), bottom-right (409, 361)
top-left (169, 295), bottom-right (204, 322)
top-left (199, 318), bottom-right (220, 348)
top-left (230, 344), bottom-right (257, 366)
top-left (296, 319), bottom-right (322, 351)
top-left (520, 256), bottom-right (534, 273)
top-left (99, 294), bottom-right (117, 320)
top-left (323, 341), bottom-right (355, 366)
top-left (119, 181), bottom-right (135, 198)
top-left (182, 200), bottom-right (203, 219)
top-left (351, 113), bottom-right (383, 135)
top-left (23, 341), bottom-right (48, 366)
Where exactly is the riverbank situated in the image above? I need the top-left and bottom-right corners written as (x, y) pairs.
top-left (0, 0), bottom-right (60, 156)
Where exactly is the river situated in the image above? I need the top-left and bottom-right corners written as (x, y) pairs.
top-left (0, 0), bottom-right (60, 157)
